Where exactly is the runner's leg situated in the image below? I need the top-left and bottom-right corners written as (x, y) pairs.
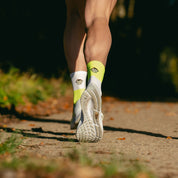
top-left (64, 0), bottom-right (86, 73)
top-left (76, 0), bottom-right (117, 142)
top-left (84, 0), bottom-right (117, 94)
top-left (64, 0), bottom-right (87, 128)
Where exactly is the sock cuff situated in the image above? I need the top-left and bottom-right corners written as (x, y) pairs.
top-left (70, 71), bottom-right (87, 79)
top-left (87, 61), bottom-right (105, 82)
top-left (70, 71), bottom-right (87, 91)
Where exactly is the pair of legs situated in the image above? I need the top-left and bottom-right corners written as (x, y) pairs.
top-left (64, 0), bottom-right (117, 142)
top-left (64, 0), bottom-right (117, 72)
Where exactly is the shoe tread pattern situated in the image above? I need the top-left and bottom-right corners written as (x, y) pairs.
top-left (76, 84), bottom-right (103, 142)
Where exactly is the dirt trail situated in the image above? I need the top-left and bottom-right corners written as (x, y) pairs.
top-left (1, 98), bottom-right (178, 178)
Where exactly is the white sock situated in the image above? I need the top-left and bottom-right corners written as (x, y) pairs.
top-left (70, 71), bottom-right (87, 104)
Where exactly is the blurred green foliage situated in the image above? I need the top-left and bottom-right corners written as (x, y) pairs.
top-left (0, 67), bottom-right (70, 107)
top-left (0, 134), bottom-right (22, 155)
top-left (159, 47), bottom-right (178, 93)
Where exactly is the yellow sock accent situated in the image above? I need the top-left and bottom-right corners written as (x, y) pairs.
top-left (87, 61), bottom-right (105, 82)
top-left (73, 88), bottom-right (85, 104)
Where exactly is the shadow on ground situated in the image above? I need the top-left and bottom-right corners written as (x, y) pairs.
top-left (0, 126), bottom-right (77, 142)
top-left (1, 106), bottom-right (177, 142)
top-left (104, 126), bottom-right (178, 140)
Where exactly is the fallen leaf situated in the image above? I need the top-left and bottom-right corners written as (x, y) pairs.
top-left (2, 125), bottom-right (7, 128)
top-left (117, 137), bottom-right (126, 140)
top-left (109, 117), bottom-right (114, 120)
top-left (11, 128), bottom-right (16, 131)
top-left (62, 134), bottom-right (67, 137)
top-left (166, 136), bottom-right (172, 139)
top-left (103, 96), bottom-right (113, 102)
top-left (63, 103), bottom-right (70, 109)
top-left (28, 124), bottom-right (35, 127)
top-left (21, 120), bottom-right (27, 122)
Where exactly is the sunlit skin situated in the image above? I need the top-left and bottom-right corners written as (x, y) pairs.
top-left (64, 0), bottom-right (117, 73)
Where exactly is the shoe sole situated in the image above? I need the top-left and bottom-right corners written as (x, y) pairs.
top-left (76, 84), bottom-right (103, 142)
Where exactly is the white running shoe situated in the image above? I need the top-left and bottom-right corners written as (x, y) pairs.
top-left (70, 100), bottom-right (82, 129)
top-left (76, 83), bottom-right (104, 142)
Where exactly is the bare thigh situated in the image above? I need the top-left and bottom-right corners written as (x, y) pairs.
top-left (65, 0), bottom-right (117, 27)
top-left (85, 0), bottom-right (117, 27)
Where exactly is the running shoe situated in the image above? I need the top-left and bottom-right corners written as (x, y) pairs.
top-left (76, 83), bottom-right (104, 142)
